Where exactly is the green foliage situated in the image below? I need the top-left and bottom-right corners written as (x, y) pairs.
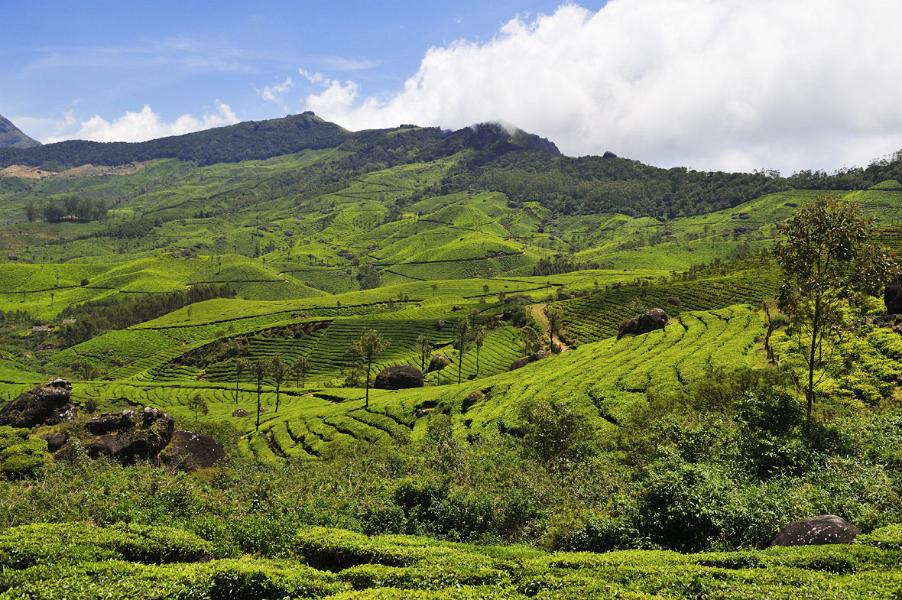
top-left (0, 427), bottom-right (49, 479)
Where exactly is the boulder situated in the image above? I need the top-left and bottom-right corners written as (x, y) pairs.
top-left (428, 354), bottom-right (452, 373)
top-left (770, 515), bottom-right (860, 547)
top-left (617, 308), bottom-right (669, 339)
top-left (885, 273), bottom-right (902, 314)
top-left (232, 408), bottom-right (250, 417)
top-left (84, 407), bottom-right (174, 464)
top-left (374, 365), bottom-right (424, 390)
top-left (161, 430), bottom-right (225, 470)
top-left (510, 350), bottom-right (549, 371)
top-left (40, 431), bottom-right (69, 452)
top-left (0, 378), bottom-right (73, 428)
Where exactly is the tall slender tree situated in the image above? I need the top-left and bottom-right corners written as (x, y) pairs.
top-left (416, 334), bottom-right (432, 372)
top-left (292, 356), bottom-right (310, 388)
top-left (271, 356), bottom-right (285, 413)
top-left (234, 358), bottom-right (248, 404)
top-left (472, 325), bottom-right (487, 375)
top-left (352, 329), bottom-right (390, 408)
top-left (253, 359), bottom-right (267, 432)
top-left (454, 319), bottom-right (471, 384)
top-left (775, 197), bottom-right (897, 424)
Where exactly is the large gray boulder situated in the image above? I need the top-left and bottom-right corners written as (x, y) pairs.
top-left (161, 430), bottom-right (225, 470)
top-left (427, 354), bottom-right (452, 373)
top-left (770, 515), bottom-right (860, 547)
top-left (374, 365), bottom-right (424, 390)
top-left (84, 407), bottom-right (174, 464)
top-left (510, 350), bottom-right (549, 371)
top-left (886, 273), bottom-right (902, 314)
top-left (0, 378), bottom-right (73, 428)
top-left (617, 308), bottom-right (668, 339)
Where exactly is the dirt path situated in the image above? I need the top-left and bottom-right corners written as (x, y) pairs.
top-left (530, 303), bottom-right (569, 352)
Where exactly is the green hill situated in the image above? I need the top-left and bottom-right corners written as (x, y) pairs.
top-left (0, 115), bottom-right (40, 149)
top-left (0, 114), bottom-right (899, 597)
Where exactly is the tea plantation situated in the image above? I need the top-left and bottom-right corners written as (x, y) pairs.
top-left (0, 117), bottom-right (899, 598)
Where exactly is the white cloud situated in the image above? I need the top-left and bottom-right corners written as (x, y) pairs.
top-left (257, 77), bottom-right (295, 108)
top-left (317, 56), bottom-right (381, 71)
top-left (43, 101), bottom-right (239, 143)
top-left (305, 0), bottom-right (902, 173)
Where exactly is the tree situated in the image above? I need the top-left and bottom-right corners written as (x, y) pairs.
top-left (546, 306), bottom-right (562, 340)
top-left (472, 325), bottom-right (487, 375)
top-left (352, 329), bottom-right (390, 408)
top-left (271, 356), bottom-right (285, 413)
top-left (416, 335), bottom-right (432, 372)
top-left (520, 324), bottom-right (543, 355)
top-left (188, 393), bottom-right (209, 423)
top-left (253, 359), bottom-right (267, 432)
top-left (454, 319), bottom-right (471, 384)
top-left (234, 358), bottom-right (248, 404)
top-left (774, 197), bottom-right (897, 423)
top-left (292, 356), bottom-right (310, 388)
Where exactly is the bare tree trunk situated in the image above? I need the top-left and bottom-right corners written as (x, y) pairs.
top-left (255, 384), bottom-right (262, 432)
top-left (365, 355), bottom-right (371, 408)
top-left (806, 295), bottom-right (822, 425)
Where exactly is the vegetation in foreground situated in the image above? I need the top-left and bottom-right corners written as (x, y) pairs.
top-left (0, 115), bottom-right (899, 597)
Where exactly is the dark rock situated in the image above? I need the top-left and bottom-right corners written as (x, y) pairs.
top-left (161, 430), bottom-right (225, 470)
top-left (462, 391), bottom-right (484, 412)
top-left (602, 151), bottom-right (618, 159)
top-left (232, 408), bottom-right (250, 417)
top-left (885, 273), bottom-right (902, 314)
top-left (0, 378), bottom-right (73, 428)
top-left (84, 407), bottom-right (174, 464)
top-left (617, 308), bottom-right (669, 339)
top-left (510, 350), bottom-right (549, 371)
top-left (41, 431), bottom-right (69, 452)
top-left (428, 354), bottom-right (452, 373)
top-left (770, 515), bottom-right (860, 547)
top-left (374, 365), bottom-right (424, 390)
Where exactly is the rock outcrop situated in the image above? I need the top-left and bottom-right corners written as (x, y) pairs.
top-left (886, 273), bottom-right (902, 314)
top-left (374, 365), bottom-right (424, 390)
top-left (617, 308), bottom-right (669, 339)
top-left (161, 430), bottom-right (225, 470)
top-left (770, 515), bottom-right (860, 547)
top-left (84, 407), bottom-right (174, 464)
top-left (428, 354), bottom-right (452, 373)
top-left (0, 378), bottom-right (73, 428)
top-left (510, 350), bottom-right (549, 371)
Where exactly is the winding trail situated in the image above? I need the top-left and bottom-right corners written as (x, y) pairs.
top-left (530, 303), bottom-right (569, 352)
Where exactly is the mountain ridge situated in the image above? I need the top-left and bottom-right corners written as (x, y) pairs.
top-left (0, 114), bottom-right (41, 149)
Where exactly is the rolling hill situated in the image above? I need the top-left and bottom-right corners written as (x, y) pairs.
top-left (0, 113), bottom-right (899, 598)
top-left (0, 114), bottom-right (40, 149)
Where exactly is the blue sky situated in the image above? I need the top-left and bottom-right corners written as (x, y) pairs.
top-left (2, 0), bottom-right (583, 140)
top-left (2, 1), bottom-right (901, 173)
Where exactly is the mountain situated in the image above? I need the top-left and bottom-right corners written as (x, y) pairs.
top-left (0, 114), bottom-right (40, 149)
top-left (0, 111), bottom-right (349, 168)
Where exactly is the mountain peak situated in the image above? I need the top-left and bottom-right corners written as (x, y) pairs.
top-left (0, 115), bottom-right (41, 149)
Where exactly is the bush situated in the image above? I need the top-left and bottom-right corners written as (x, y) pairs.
top-left (0, 427), bottom-right (49, 479)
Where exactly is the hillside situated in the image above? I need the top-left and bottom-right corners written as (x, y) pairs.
top-left (0, 115), bottom-right (899, 598)
top-left (0, 115), bottom-right (40, 149)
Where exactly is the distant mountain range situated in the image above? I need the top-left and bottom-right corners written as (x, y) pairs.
top-left (0, 115), bottom-right (40, 149)
top-left (0, 112), bottom-right (560, 170)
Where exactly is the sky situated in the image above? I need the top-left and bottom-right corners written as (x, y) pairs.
top-left (2, 0), bottom-right (902, 174)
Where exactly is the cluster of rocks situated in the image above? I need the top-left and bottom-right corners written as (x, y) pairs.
top-left (0, 378), bottom-right (223, 471)
top-left (617, 308), bottom-right (668, 340)
top-left (374, 365), bottom-right (424, 390)
top-left (510, 350), bottom-right (549, 371)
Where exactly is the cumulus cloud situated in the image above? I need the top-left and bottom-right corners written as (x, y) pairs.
top-left (256, 77), bottom-right (295, 112)
top-left (305, 0), bottom-right (902, 173)
top-left (43, 101), bottom-right (239, 143)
